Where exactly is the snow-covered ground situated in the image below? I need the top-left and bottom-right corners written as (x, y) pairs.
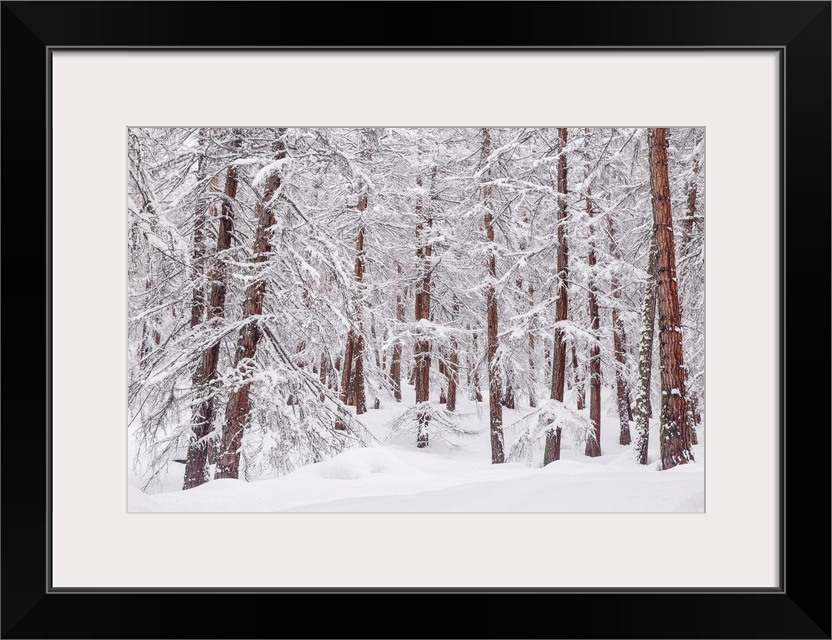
top-left (129, 384), bottom-right (704, 513)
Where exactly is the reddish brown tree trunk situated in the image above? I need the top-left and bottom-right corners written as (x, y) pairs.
top-left (339, 331), bottom-right (355, 400)
top-left (572, 344), bottom-right (585, 410)
top-left (215, 130), bottom-right (285, 480)
top-left (482, 128), bottom-right (505, 464)
top-left (688, 394), bottom-right (701, 443)
top-left (528, 283), bottom-right (537, 408)
top-left (543, 420), bottom-right (562, 465)
top-left (544, 128), bottom-right (568, 465)
top-left (391, 265), bottom-right (405, 402)
top-left (189, 146), bottom-right (207, 331)
top-left (684, 131), bottom-right (701, 245)
top-left (390, 342), bottom-right (403, 400)
top-left (413, 177), bottom-right (432, 447)
top-left (584, 186), bottom-right (602, 457)
top-left (634, 231), bottom-right (658, 465)
top-left (353, 332), bottom-right (367, 414)
top-left (446, 305), bottom-right (460, 412)
top-left (318, 354), bottom-right (327, 386)
top-left (502, 380), bottom-right (516, 409)
top-left (682, 135), bottom-right (702, 446)
top-left (648, 127), bottom-right (693, 470)
top-left (319, 352), bottom-right (328, 402)
top-left (469, 327), bottom-right (483, 402)
top-left (184, 134), bottom-right (240, 489)
top-left (337, 329), bottom-right (355, 429)
top-left (351, 220), bottom-right (368, 415)
top-left (338, 209), bottom-right (369, 423)
top-left (438, 356), bottom-right (447, 404)
top-left (184, 143), bottom-right (209, 490)
top-left (607, 214), bottom-right (633, 446)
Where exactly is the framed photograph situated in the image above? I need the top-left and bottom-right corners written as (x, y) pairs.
top-left (2, 2), bottom-right (829, 638)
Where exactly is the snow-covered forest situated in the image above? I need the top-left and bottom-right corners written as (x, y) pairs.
top-left (128, 127), bottom-right (704, 512)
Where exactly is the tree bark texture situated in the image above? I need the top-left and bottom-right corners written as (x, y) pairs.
top-left (544, 127), bottom-right (568, 465)
top-left (572, 343), bottom-right (585, 411)
top-left (528, 283), bottom-right (537, 408)
top-left (445, 300), bottom-right (460, 412)
top-left (391, 263), bottom-right (405, 401)
top-left (648, 127), bottom-right (694, 470)
top-left (682, 132), bottom-right (702, 445)
top-left (469, 326), bottom-right (483, 402)
top-left (607, 214), bottom-right (633, 445)
top-left (482, 128), bottom-right (505, 464)
top-left (634, 230), bottom-right (658, 465)
top-left (338, 201), bottom-right (369, 424)
top-left (215, 130), bottom-right (285, 480)
top-left (184, 133), bottom-right (240, 489)
top-left (584, 186), bottom-right (602, 457)
top-left (438, 356), bottom-right (447, 404)
top-left (414, 177), bottom-right (432, 447)
top-left (350, 220), bottom-right (367, 415)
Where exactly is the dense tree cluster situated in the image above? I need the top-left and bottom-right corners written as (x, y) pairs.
top-left (128, 127), bottom-right (703, 490)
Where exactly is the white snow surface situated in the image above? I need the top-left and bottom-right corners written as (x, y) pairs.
top-left (130, 385), bottom-right (704, 513)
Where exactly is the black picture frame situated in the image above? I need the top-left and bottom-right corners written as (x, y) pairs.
top-left (2, 2), bottom-right (829, 638)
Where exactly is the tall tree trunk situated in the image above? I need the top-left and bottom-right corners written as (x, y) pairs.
top-left (183, 140), bottom-right (208, 489)
top-left (438, 356), bottom-right (447, 404)
top-left (517, 224), bottom-right (536, 409)
top-left (319, 352), bottom-right (328, 402)
top-left (482, 128), bottom-right (505, 464)
top-left (502, 267), bottom-right (518, 412)
top-left (687, 393), bottom-right (700, 445)
top-left (391, 264), bottom-right (405, 401)
top-left (353, 332), bottom-right (367, 414)
top-left (215, 130), bottom-right (286, 480)
top-left (189, 141), bottom-right (207, 331)
top-left (572, 344), bottom-right (585, 410)
top-left (682, 132), bottom-right (702, 445)
top-left (683, 130), bottom-right (702, 244)
top-left (469, 325), bottom-right (483, 402)
top-left (390, 338), bottom-right (403, 401)
top-left (528, 283), bottom-right (537, 408)
top-left (502, 379), bottom-right (516, 409)
top-left (544, 127), bottom-right (568, 465)
top-left (446, 301), bottom-right (460, 412)
top-left (648, 127), bottom-right (694, 470)
top-left (634, 231), bottom-right (658, 465)
top-left (414, 177), bottom-right (432, 447)
top-left (607, 215), bottom-right (633, 446)
top-left (351, 220), bottom-right (368, 415)
top-left (584, 185), bottom-right (602, 457)
top-left (338, 206), bottom-right (369, 423)
top-left (338, 329), bottom-right (356, 416)
top-left (184, 132), bottom-right (240, 489)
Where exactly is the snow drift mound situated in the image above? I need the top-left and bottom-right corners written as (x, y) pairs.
top-left (310, 447), bottom-right (424, 480)
top-left (128, 484), bottom-right (163, 512)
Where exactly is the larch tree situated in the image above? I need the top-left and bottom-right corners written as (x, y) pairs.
top-left (648, 127), bottom-right (694, 470)
top-left (215, 130), bottom-right (288, 480)
top-left (607, 212), bottom-right (634, 446)
top-left (127, 126), bottom-right (704, 490)
top-left (543, 127), bottom-right (569, 465)
top-left (634, 230), bottom-right (658, 465)
top-left (584, 182), bottom-right (602, 457)
top-left (390, 262), bottom-right (405, 402)
top-left (413, 174), bottom-right (433, 447)
top-left (481, 128), bottom-right (505, 464)
top-left (183, 130), bottom-right (241, 488)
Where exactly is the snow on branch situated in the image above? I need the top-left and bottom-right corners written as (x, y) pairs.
top-left (507, 400), bottom-right (596, 466)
